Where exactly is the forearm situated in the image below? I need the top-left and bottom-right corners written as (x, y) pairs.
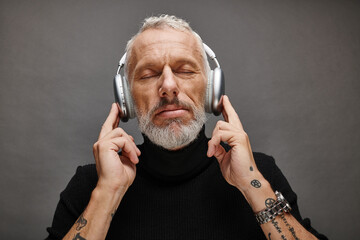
top-left (261, 212), bottom-right (317, 240)
top-left (62, 187), bottom-right (124, 240)
top-left (240, 174), bottom-right (317, 240)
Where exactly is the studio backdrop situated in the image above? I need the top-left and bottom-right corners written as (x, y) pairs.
top-left (0, 0), bottom-right (359, 239)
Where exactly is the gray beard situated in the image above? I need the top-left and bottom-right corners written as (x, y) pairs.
top-left (136, 98), bottom-right (207, 150)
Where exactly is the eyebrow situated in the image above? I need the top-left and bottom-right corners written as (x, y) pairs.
top-left (173, 59), bottom-right (200, 70)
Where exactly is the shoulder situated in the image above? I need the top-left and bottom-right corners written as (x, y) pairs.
top-left (253, 152), bottom-right (280, 183)
top-left (252, 152), bottom-right (277, 180)
top-left (60, 164), bottom-right (98, 211)
top-left (75, 164), bottom-right (97, 179)
top-left (69, 164), bottom-right (98, 187)
top-left (252, 152), bottom-right (276, 169)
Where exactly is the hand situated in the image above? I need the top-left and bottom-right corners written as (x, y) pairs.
top-left (93, 103), bottom-right (141, 195)
top-left (207, 95), bottom-right (263, 193)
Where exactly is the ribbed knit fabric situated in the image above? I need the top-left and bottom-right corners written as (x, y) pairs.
top-left (46, 127), bottom-right (327, 239)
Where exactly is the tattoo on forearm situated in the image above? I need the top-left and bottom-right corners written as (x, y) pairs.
top-left (73, 233), bottom-right (86, 240)
top-left (280, 214), bottom-right (300, 240)
top-left (271, 219), bottom-right (288, 240)
top-left (75, 213), bottom-right (87, 231)
top-left (265, 198), bottom-right (276, 208)
top-left (251, 179), bottom-right (261, 188)
top-left (271, 219), bottom-right (282, 233)
top-left (250, 166), bottom-right (253, 171)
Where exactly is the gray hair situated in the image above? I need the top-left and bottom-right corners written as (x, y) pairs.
top-left (124, 14), bottom-right (210, 82)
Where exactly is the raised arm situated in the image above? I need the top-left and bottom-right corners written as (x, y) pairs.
top-left (62, 103), bottom-right (141, 240)
top-left (207, 95), bottom-right (318, 240)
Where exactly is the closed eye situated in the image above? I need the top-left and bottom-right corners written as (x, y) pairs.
top-left (139, 71), bottom-right (161, 80)
top-left (140, 74), bottom-right (159, 80)
top-left (174, 70), bottom-right (196, 78)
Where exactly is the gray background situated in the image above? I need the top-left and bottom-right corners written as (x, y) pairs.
top-left (0, 0), bottom-right (359, 239)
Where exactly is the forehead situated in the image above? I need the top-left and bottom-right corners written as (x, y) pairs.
top-left (130, 28), bottom-right (203, 67)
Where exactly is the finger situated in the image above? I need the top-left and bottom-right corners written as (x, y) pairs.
top-left (119, 133), bottom-right (141, 156)
top-left (101, 128), bottom-right (141, 156)
top-left (114, 113), bottom-right (120, 129)
top-left (109, 137), bottom-right (140, 164)
top-left (207, 120), bottom-right (231, 156)
top-left (208, 142), bottom-right (227, 164)
top-left (222, 95), bottom-right (243, 129)
top-left (119, 155), bottom-right (136, 172)
top-left (220, 96), bottom-right (229, 122)
top-left (212, 129), bottom-right (242, 146)
top-left (207, 123), bottom-right (222, 157)
top-left (98, 103), bottom-right (120, 140)
top-left (222, 108), bottom-right (228, 123)
top-left (207, 120), bottom-right (246, 157)
top-left (207, 130), bottom-right (228, 157)
top-left (213, 144), bottom-right (227, 163)
top-left (207, 127), bottom-right (227, 162)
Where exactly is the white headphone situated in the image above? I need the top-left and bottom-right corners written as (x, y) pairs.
top-left (113, 43), bottom-right (225, 122)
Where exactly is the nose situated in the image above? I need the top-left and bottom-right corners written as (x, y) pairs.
top-left (159, 66), bottom-right (179, 99)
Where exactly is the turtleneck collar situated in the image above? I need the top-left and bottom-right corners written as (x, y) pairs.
top-left (137, 126), bottom-right (213, 182)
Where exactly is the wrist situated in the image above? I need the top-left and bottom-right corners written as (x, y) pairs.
top-left (255, 191), bottom-right (292, 225)
top-left (69, 186), bottom-right (123, 238)
top-left (91, 185), bottom-right (125, 213)
top-left (237, 177), bottom-right (276, 213)
top-left (235, 171), bottom-right (268, 194)
top-left (96, 178), bottom-right (129, 196)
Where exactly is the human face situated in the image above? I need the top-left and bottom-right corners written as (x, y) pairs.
top-left (128, 28), bottom-right (207, 132)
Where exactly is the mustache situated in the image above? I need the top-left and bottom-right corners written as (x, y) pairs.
top-left (148, 97), bottom-right (194, 116)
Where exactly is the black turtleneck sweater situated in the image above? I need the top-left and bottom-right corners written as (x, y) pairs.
top-left (46, 128), bottom-right (327, 239)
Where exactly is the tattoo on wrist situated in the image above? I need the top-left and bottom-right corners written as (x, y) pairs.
top-left (265, 198), bottom-right (276, 208)
top-left (271, 219), bottom-right (288, 240)
top-left (251, 179), bottom-right (261, 188)
top-left (280, 214), bottom-right (300, 240)
top-left (73, 233), bottom-right (86, 240)
top-left (75, 213), bottom-right (87, 231)
top-left (271, 219), bottom-right (282, 233)
top-left (250, 166), bottom-right (253, 171)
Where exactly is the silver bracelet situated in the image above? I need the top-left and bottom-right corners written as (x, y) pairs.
top-left (255, 191), bottom-right (292, 225)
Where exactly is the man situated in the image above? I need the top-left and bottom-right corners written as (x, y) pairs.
top-left (46, 15), bottom-right (327, 240)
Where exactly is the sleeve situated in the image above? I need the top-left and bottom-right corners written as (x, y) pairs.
top-left (256, 153), bottom-right (328, 240)
top-left (45, 165), bottom-right (97, 240)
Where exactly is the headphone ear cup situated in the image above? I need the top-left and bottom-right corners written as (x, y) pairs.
top-left (121, 76), bottom-right (136, 120)
top-left (205, 68), bottom-right (225, 116)
top-left (114, 74), bottom-right (129, 122)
